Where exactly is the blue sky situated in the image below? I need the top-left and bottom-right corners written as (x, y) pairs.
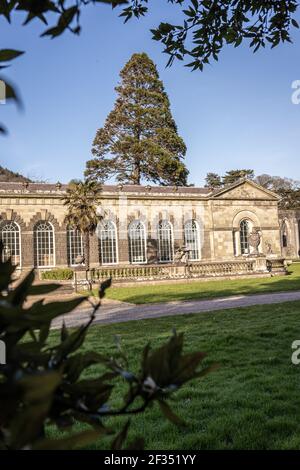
top-left (1, 2), bottom-right (300, 185)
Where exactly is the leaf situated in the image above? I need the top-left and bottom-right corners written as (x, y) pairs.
top-left (2, 79), bottom-right (23, 109)
top-left (39, 321), bottom-right (51, 345)
top-left (0, 124), bottom-right (8, 135)
top-left (20, 371), bottom-right (62, 402)
top-left (158, 400), bottom-right (186, 427)
top-left (111, 420), bottom-right (130, 450)
top-left (61, 320), bottom-right (69, 342)
top-left (0, 49), bottom-right (24, 62)
top-left (99, 277), bottom-right (112, 298)
top-left (65, 351), bottom-right (110, 383)
top-left (8, 269), bottom-right (35, 306)
top-left (33, 429), bottom-right (105, 450)
top-left (126, 437), bottom-right (145, 450)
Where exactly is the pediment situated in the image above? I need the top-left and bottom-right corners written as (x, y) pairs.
top-left (212, 180), bottom-right (280, 201)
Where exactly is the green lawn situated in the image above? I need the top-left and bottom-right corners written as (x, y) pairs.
top-left (49, 301), bottom-right (300, 450)
top-left (103, 263), bottom-right (300, 304)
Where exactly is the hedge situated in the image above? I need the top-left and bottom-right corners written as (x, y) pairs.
top-left (41, 268), bottom-right (73, 281)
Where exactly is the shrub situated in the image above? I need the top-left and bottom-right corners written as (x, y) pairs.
top-left (41, 268), bottom-right (73, 281)
top-left (0, 246), bottom-right (216, 450)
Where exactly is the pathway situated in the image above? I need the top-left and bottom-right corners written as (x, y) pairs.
top-left (51, 290), bottom-right (300, 329)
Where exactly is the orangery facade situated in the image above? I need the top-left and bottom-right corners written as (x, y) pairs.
top-left (0, 179), bottom-right (298, 274)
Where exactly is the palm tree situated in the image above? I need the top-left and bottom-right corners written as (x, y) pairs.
top-left (63, 180), bottom-right (101, 271)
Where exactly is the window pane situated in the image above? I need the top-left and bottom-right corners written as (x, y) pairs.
top-left (184, 220), bottom-right (200, 261)
top-left (157, 220), bottom-right (173, 262)
top-left (1, 222), bottom-right (21, 266)
top-left (240, 220), bottom-right (250, 255)
top-left (68, 228), bottom-right (84, 265)
top-left (128, 221), bottom-right (146, 263)
top-left (99, 221), bottom-right (118, 264)
top-left (34, 222), bottom-right (55, 267)
top-left (282, 222), bottom-right (288, 248)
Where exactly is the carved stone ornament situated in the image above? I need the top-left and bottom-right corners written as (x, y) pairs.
top-left (174, 245), bottom-right (190, 264)
top-left (249, 228), bottom-right (261, 255)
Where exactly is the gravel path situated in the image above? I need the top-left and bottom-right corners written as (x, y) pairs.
top-left (51, 290), bottom-right (300, 329)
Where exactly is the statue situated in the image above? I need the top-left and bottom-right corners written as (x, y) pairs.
top-left (174, 245), bottom-right (190, 264)
top-left (249, 228), bottom-right (261, 256)
top-left (74, 254), bottom-right (85, 266)
top-left (265, 241), bottom-right (273, 255)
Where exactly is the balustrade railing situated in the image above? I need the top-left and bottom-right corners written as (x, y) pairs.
top-left (90, 259), bottom-right (258, 283)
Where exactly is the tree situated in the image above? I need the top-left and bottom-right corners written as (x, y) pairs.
top-left (3, 1), bottom-right (300, 133)
top-left (85, 53), bottom-right (188, 186)
top-left (222, 169), bottom-right (255, 186)
top-left (205, 172), bottom-right (222, 190)
top-left (204, 169), bottom-right (255, 189)
top-left (63, 180), bottom-right (101, 270)
top-left (204, 170), bottom-right (300, 208)
top-left (255, 174), bottom-right (299, 191)
top-left (254, 173), bottom-right (300, 208)
top-left (0, 247), bottom-right (215, 450)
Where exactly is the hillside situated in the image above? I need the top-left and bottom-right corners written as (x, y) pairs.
top-left (0, 166), bottom-right (32, 183)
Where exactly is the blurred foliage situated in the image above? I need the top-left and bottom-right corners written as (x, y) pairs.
top-left (0, 245), bottom-right (214, 450)
top-left (41, 268), bottom-right (73, 280)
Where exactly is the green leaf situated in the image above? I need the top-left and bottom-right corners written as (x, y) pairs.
top-left (33, 429), bottom-right (106, 450)
top-left (0, 49), bottom-right (24, 62)
top-left (8, 269), bottom-right (35, 306)
top-left (111, 420), bottom-right (130, 450)
top-left (99, 277), bottom-right (112, 298)
top-left (158, 400), bottom-right (186, 427)
top-left (20, 371), bottom-right (62, 402)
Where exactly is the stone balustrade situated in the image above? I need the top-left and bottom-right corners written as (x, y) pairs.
top-left (89, 258), bottom-right (287, 284)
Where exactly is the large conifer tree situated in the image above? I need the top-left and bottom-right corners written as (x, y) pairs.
top-left (85, 53), bottom-right (188, 186)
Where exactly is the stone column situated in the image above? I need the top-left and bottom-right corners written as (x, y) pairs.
top-left (233, 229), bottom-right (240, 256)
top-left (21, 230), bottom-right (34, 269)
top-left (55, 230), bottom-right (68, 267)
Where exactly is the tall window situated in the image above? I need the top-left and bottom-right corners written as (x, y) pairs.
top-left (281, 221), bottom-right (288, 248)
top-left (184, 220), bottom-right (200, 261)
top-left (0, 221), bottom-right (21, 266)
top-left (128, 221), bottom-right (147, 264)
top-left (68, 228), bottom-right (84, 266)
top-left (99, 221), bottom-right (118, 265)
top-left (157, 220), bottom-right (174, 263)
top-left (240, 220), bottom-right (250, 255)
top-left (34, 221), bottom-right (55, 267)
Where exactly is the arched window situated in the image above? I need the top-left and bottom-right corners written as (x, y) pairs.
top-left (281, 221), bottom-right (288, 248)
top-left (184, 220), bottom-right (200, 261)
top-left (34, 221), bottom-right (55, 267)
top-left (0, 221), bottom-right (21, 266)
top-left (99, 221), bottom-right (118, 265)
top-left (157, 220), bottom-right (174, 263)
top-left (128, 221), bottom-right (147, 264)
top-left (67, 228), bottom-right (84, 266)
top-left (240, 220), bottom-right (250, 255)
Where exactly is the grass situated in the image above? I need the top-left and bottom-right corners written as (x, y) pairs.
top-left (49, 300), bottom-right (300, 450)
top-left (101, 263), bottom-right (300, 304)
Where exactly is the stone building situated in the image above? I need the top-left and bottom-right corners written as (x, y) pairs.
top-left (0, 179), bottom-right (297, 279)
top-left (278, 208), bottom-right (300, 259)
